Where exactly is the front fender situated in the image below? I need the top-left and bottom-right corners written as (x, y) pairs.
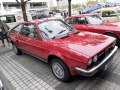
top-left (48, 51), bottom-right (68, 65)
top-left (48, 51), bottom-right (87, 76)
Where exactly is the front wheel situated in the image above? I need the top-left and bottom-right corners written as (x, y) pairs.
top-left (50, 58), bottom-right (71, 82)
top-left (13, 43), bottom-right (22, 55)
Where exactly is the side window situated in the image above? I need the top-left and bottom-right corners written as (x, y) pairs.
top-left (72, 18), bottom-right (79, 24)
top-left (0, 15), bottom-right (16, 23)
top-left (22, 24), bottom-right (40, 40)
top-left (6, 15), bottom-right (16, 23)
top-left (102, 11), bottom-right (117, 17)
top-left (78, 17), bottom-right (88, 24)
top-left (11, 24), bottom-right (22, 34)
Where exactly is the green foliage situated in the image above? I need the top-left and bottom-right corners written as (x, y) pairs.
top-left (72, 4), bottom-right (81, 11)
top-left (87, 1), bottom-right (97, 6)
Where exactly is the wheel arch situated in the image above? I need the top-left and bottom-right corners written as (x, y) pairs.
top-left (104, 32), bottom-right (118, 37)
top-left (47, 53), bottom-right (70, 70)
top-left (104, 32), bottom-right (120, 46)
top-left (48, 54), bottom-right (66, 64)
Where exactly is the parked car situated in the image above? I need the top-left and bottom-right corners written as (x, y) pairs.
top-left (65, 14), bottom-right (120, 46)
top-left (92, 6), bottom-right (120, 22)
top-left (0, 79), bottom-right (3, 90)
top-left (8, 19), bottom-right (117, 82)
top-left (31, 14), bottom-right (48, 20)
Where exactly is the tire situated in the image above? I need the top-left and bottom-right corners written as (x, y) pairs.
top-left (105, 33), bottom-right (120, 46)
top-left (50, 58), bottom-right (71, 82)
top-left (12, 43), bottom-right (22, 55)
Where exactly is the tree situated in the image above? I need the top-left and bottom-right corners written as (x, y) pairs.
top-left (72, 4), bottom-right (80, 11)
top-left (56, 0), bottom-right (72, 16)
top-left (68, 0), bottom-right (72, 16)
top-left (87, 1), bottom-right (97, 6)
top-left (16, 0), bottom-right (30, 21)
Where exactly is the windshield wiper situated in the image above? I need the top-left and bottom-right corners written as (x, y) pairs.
top-left (58, 30), bottom-right (66, 34)
top-left (52, 30), bottom-right (69, 39)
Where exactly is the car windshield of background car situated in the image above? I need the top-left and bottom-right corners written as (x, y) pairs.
top-left (87, 15), bottom-right (104, 24)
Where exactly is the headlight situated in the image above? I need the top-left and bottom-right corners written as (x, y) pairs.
top-left (93, 55), bottom-right (98, 62)
top-left (88, 59), bottom-right (92, 65)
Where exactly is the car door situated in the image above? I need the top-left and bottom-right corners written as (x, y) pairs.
top-left (20, 23), bottom-right (48, 59)
top-left (9, 24), bottom-right (23, 48)
top-left (66, 17), bottom-right (87, 31)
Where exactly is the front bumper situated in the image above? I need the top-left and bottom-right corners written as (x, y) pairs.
top-left (75, 46), bottom-right (118, 76)
top-left (0, 79), bottom-right (3, 90)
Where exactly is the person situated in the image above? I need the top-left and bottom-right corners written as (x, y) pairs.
top-left (0, 20), bottom-right (10, 47)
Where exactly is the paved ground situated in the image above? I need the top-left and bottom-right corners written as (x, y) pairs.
top-left (0, 42), bottom-right (120, 90)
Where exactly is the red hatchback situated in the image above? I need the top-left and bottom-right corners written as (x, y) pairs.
top-left (65, 14), bottom-right (120, 46)
top-left (8, 19), bottom-right (117, 82)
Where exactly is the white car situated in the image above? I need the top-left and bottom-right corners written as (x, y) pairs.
top-left (92, 6), bottom-right (120, 22)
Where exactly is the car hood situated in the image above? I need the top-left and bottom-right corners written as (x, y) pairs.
top-left (51, 31), bottom-right (115, 58)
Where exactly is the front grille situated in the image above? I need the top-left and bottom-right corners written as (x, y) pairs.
top-left (87, 43), bottom-right (114, 69)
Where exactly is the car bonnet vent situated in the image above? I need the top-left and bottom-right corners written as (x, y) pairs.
top-left (60, 35), bottom-right (70, 39)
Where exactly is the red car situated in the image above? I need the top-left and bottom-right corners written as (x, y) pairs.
top-left (8, 19), bottom-right (117, 82)
top-left (65, 14), bottom-right (120, 46)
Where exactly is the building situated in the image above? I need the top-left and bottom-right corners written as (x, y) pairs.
top-left (0, 0), bottom-right (49, 14)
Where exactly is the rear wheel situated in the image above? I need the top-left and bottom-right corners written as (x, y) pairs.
top-left (105, 33), bottom-right (120, 46)
top-left (50, 58), bottom-right (71, 82)
top-left (12, 43), bottom-right (22, 55)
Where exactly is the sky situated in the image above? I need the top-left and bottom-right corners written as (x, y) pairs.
top-left (71, 0), bottom-right (120, 4)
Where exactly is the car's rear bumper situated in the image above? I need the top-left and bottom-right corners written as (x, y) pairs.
top-left (0, 79), bottom-right (3, 90)
top-left (75, 46), bottom-right (118, 76)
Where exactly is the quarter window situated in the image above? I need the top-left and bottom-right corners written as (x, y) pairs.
top-left (11, 24), bottom-right (22, 34)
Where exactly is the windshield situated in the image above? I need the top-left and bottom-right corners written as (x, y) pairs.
top-left (38, 20), bottom-right (76, 39)
top-left (87, 15), bottom-right (105, 24)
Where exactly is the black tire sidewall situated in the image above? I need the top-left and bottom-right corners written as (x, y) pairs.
top-left (13, 43), bottom-right (22, 55)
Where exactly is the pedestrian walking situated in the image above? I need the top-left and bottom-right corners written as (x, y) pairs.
top-left (0, 20), bottom-right (10, 47)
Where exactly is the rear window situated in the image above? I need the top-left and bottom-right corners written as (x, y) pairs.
top-left (102, 10), bottom-right (117, 17)
top-left (0, 15), bottom-right (16, 23)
